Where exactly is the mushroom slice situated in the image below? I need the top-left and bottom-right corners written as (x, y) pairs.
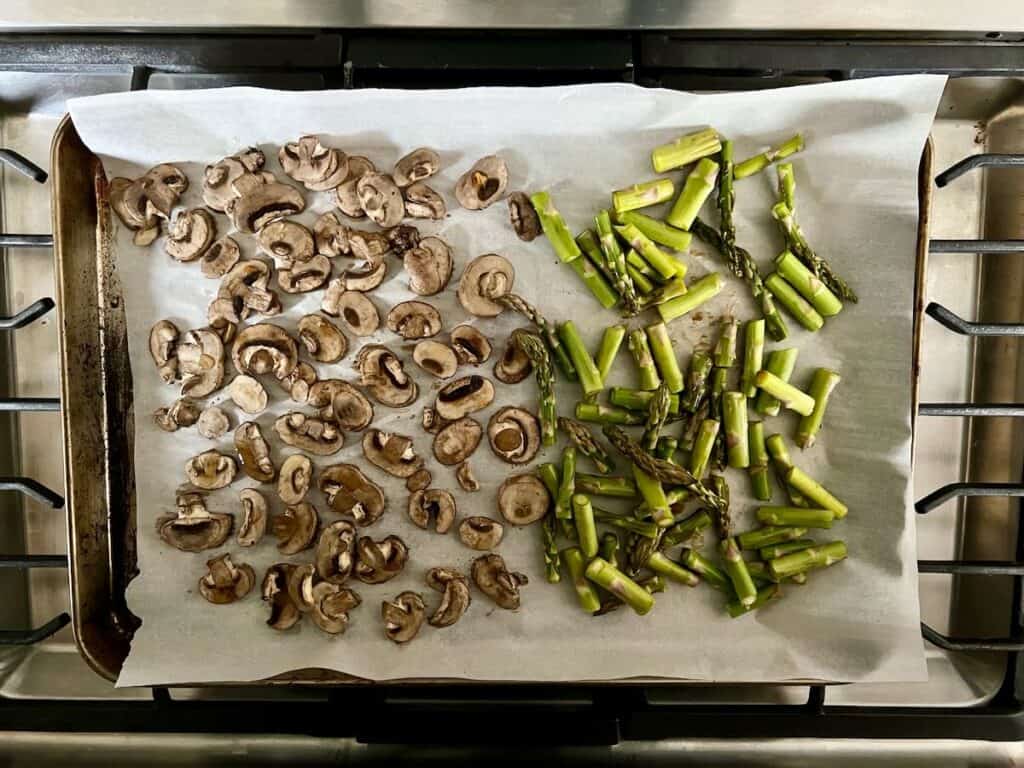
top-left (157, 491), bottom-right (233, 552)
top-left (271, 502), bottom-right (319, 555)
top-left (208, 316), bottom-right (237, 345)
top-left (279, 135), bottom-right (348, 190)
top-left (257, 219), bottom-right (314, 266)
top-left (355, 535), bottom-right (409, 584)
top-left (149, 320), bottom-right (180, 384)
top-left (274, 412), bottom-right (345, 456)
top-left (316, 520), bottom-right (357, 584)
top-left (262, 563), bottom-right (301, 630)
top-left (457, 254), bottom-right (515, 317)
top-left (277, 361), bottom-right (318, 403)
top-left (487, 406), bottom-right (541, 465)
top-left (356, 172), bottom-right (404, 228)
top-left (382, 591), bottom-right (426, 644)
top-left (412, 340), bottom-right (458, 379)
top-left (110, 175), bottom-right (156, 232)
top-left (177, 328), bottom-right (226, 398)
top-left (356, 345), bottom-right (418, 407)
top-left (335, 155), bottom-right (375, 218)
top-left (227, 178), bottom-right (306, 234)
top-left (348, 230), bottom-right (391, 266)
top-left (432, 417), bottom-right (483, 466)
top-left (197, 406), bottom-right (230, 439)
top-left (435, 375), bottom-right (495, 421)
top-left (313, 211), bottom-right (350, 257)
top-left (212, 260), bottom-right (281, 324)
top-left (318, 463), bottom-right (386, 526)
top-left (362, 429), bottom-right (424, 478)
top-left (139, 163), bottom-right (190, 217)
top-left (154, 397), bottom-right (200, 432)
top-left (456, 461), bottom-right (480, 493)
top-left (165, 208), bottom-right (215, 262)
top-left (386, 301), bottom-right (442, 340)
top-left (324, 290), bottom-right (380, 337)
top-left (199, 553), bottom-right (256, 605)
top-left (311, 582), bottom-right (361, 635)
top-left (472, 554), bottom-right (528, 610)
top-left (237, 488), bottom-right (268, 547)
top-left (408, 489), bottom-right (456, 534)
top-left (394, 148), bottom-right (440, 187)
top-left (450, 325), bottom-right (492, 365)
top-left (298, 314), bottom-right (347, 363)
top-left (385, 224), bottom-right (421, 256)
top-left (341, 261), bottom-right (387, 293)
top-left (494, 334), bottom-right (533, 384)
top-left (229, 375), bottom-right (268, 415)
top-left (455, 155), bottom-right (508, 211)
top-left (403, 236), bottom-right (453, 296)
top-left (232, 323), bottom-right (298, 380)
top-left (186, 450), bottom-right (237, 491)
top-left (425, 567), bottom-right (471, 628)
top-left (201, 236), bottom-right (241, 278)
top-left (422, 406), bottom-right (450, 435)
top-left (277, 254), bottom-right (331, 294)
top-left (497, 473), bottom-right (550, 526)
top-left (234, 422), bottom-right (276, 483)
top-left (278, 453), bottom-right (313, 505)
top-left (459, 516), bottom-right (504, 551)
top-left (404, 182), bottom-right (446, 220)
top-left (287, 563), bottom-right (319, 613)
top-left (203, 149), bottom-right (265, 212)
top-left (308, 380), bottom-right (374, 431)
top-left (507, 191), bottom-right (542, 241)
top-left (406, 468), bottom-right (432, 493)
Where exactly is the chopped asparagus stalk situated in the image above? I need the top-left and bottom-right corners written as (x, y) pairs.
top-left (775, 250), bottom-right (842, 317)
top-left (633, 465), bottom-right (674, 528)
top-left (512, 330), bottom-right (557, 446)
top-left (681, 548), bottom-right (731, 592)
top-left (796, 368), bottom-right (842, 449)
top-left (740, 319), bottom-right (765, 398)
top-left (628, 328), bottom-right (661, 391)
top-left (708, 366), bottom-right (728, 469)
top-left (768, 540), bottom-right (847, 579)
top-left (595, 325), bottom-right (627, 383)
top-left (722, 391), bottom-right (750, 468)
top-left (559, 417), bottom-right (615, 475)
top-left (727, 584), bottom-right (780, 618)
top-left (625, 260), bottom-right (656, 295)
top-left (765, 273), bottom-right (825, 332)
top-left (785, 466), bottom-right (848, 519)
top-left (666, 157), bottom-right (720, 231)
top-left (737, 525), bottom-right (810, 551)
top-left (542, 514), bottom-right (562, 583)
top-left (616, 223), bottom-right (685, 279)
top-left (720, 537), bottom-right (758, 607)
top-left (655, 436), bottom-right (678, 462)
top-left (662, 509), bottom-right (712, 548)
top-left (764, 433), bottom-right (808, 507)
top-left (529, 191), bottom-right (583, 263)
top-left (642, 383), bottom-right (672, 451)
top-left (572, 494), bottom-right (599, 558)
top-left (638, 276), bottom-right (688, 309)
top-left (755, 348), bottom-right (799, 416)
top-left (658, 272), bottom-right (723, 323)
top-left (575, 473), bottom-right (637, 498)
top-left (716, 140), bottom-right (739, 271)
top-left (714, 316), bottom-right (738, 368)
top-left (608, 387), bottom-right (681, 415)
top-left (645, 323), bottom-right (685, 394)
top-left (771, 201), bottom-right (857, 303)
top-left (681, 351), bottom-right (713, 412)
top-left (777, 161), bottom-right (796, 211)
top-left (576, 229), bottom-right (611, 274)
top-left (709, 474), bottom-right (732, 540)
top-left (651, 127), bottom-right (721, 173)
top-left (634, 487), bottom-right (688, 519)
top-left (501, 294), bottom-right (577, 380)
top-left (748, 420), bottom-right (771, 502)
top-left (600, 532), bottom-right (622, 568)
top-left (567, 250), bottom-right (619, 309)
top-left (612, 178), bottom-right (675, 214)
top-left (555, 446), bottom-right (576, 520)
top-left (789, 571), bottom-right (809, 585)
top-left (760, 538), bottom-right (816, 561)
top-left (538, 462), bottom-right (560, 500)
top-left (593, 508), bottom-right (661, 538)
top-left (618, 210), bottom-right (693, 252)
top-left (754, 370), bottom-right (815, 416)
top-left (688, 418), bottom-right (719, 480)
top-left (585, 557), bottom-right (655, 615)
top-left (625, 248), bottom-right (660, 281)
top-left (595, 210), bottom-right (641, 316)
top-left (642, 575), bottom-right (667, 594)
top-left (734, 134), bottom-right (804, 179)
top-left (757, 506), bottom-right (835, 529)
top-left (647, 551), bottom-right (700, 587)
top-left (559, 321), bottom-right (603, 398)
top-left (575, 401), bottom-right (645, 426)
top-left (562, 546), bottom-right (600, 612)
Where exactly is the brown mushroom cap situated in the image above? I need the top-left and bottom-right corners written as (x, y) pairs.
top-left (298, 314), bottom-right (347, 363)
top-left (356, 345), bottom-right (418, 407)
top-left (229, 375), bottom-right (268, 415)
top-left (212, 260), bottom-right (281, 324)
top-left (356, 172), bottom-right (404, 228)
top-left (131, 163), bottom-right (189, 219)
top-left (435, 375), bottom-right (495, 421)
top-left (455, 461), bottom-right (480, 493)
top-left (308, 380), bottom-right (374, 431)
top-left (459, 516), bottom-right (504, 551)
top-left (355, 535), bottom-right (409, 584)
top-left (274, 412), bottom-right (345, 456)
top-left (234, 422), bottom-right (276, 483)
top-left (149, 319), bottom-right (180, 384)
top-left (277, 361), bottom-right (318, 403)
top-left (279, 135), bottom-right (348, 191)
top-left (494, 334), bottom-right (534, 384)
top-left (277, 253), bottom-right (331, 294)
top-left (335, 156), bottom-right (376, 218)
top-left (403, 236), bottom-right (454, 296)
top-left (406, 468), bottom-right (432, 493)
top-left (412, 340), bottom-right (458, 379)
top-left (311, 583), bottom-right (362, 634)
top-left (237, 488), bottom-right (268, 547)
top-left (324, 290), bottom-right (380, 337)
top-left (487, 406), bottom-right (541, 465)
top-left (197, 406), bottom-right (231, 439)
top-left (472, 553), bottom-right (528, 610)
top-left (382, 591), bottom-right (426, 644)
top-left (203, 149), bottom-right (265, 212)
top-left (362, 429), bottom-right (424, 478)
top-left (457, 254), bottom-right (515, 317)
top-left (340, 261), bottom-right (387, 292)
top-left (497, 473), bottom-right (550, 526)
top-left (318, 463), bottom-right (386, 526)
top-left (387, 301), bottom-right (442, 341)
top-left (432, 417), bottom-right (483, 466)
top-left (232, 323), bottom-right (298, 380)
top-left (199, 553), bottom-right (255, 605)
top-left (110, 175), bottom-right (159, 244)
top-left (165, 208), bottom-right (215, 262)
top-left (177, 328), bottom-right (226, 398)
top-left (455, 155), bottom-right (508, 211)
top-left (227, 177), bottom-right (306, 234)
top-left (157, 491), bottom-right (233, 552)
top-left (313, 211), bottom-right (350, 257)
top-left (450, 325), bottom-right (492, 365)
top-left (262, 563), bottom-right (301, 630)
top-left (271, 501), bottom-right (319, 555)
top-left (386, 224), bottom-right (421, 255)
top-left (507, 191), bottom-right (542, 241)
top-left (404, 182), bottom-right (446, 220)
top-left (408, 489), bottom-right (456, 534)
top-left (394, 148), bottom-right (441, 187)
top-left (257, 219), bottom-right (314, 266)
top-left (425, 567), bottom-right (471, 628)
top-left (278, 453), bottom-right (313, 505)
top-left (315, 520), bottom-right (357, 585)
top-left (153, 397), bottom-right (200, 432)
top-left (186, 450), bottom-right (237, 490)
top-left (201, 235), bottom-right (241, 278)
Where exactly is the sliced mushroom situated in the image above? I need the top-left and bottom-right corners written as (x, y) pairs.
top-left (362, 429), bottom-right (424, 478)
top-left (197, 406), bottom-right (230, 439)
top-left (229, 375), bottom-right (268, 415)
top-left (335, 155), bottom-right (375, 218)
top-left (110, 176), bottom-right (159, 243)
top-left (487, 407), bottom-right (541, 465)
top-left (404, 182), bottom-right (446, 220)
top-left (186, 450), bottom-right (237, 490)
top-left (323, 290), bottom-right (380, 337)
top-left (355, 535), bottom-right (409, 584)
top-left (356, 172), bottom-right (404, 228)
top-left (198, 553), bottom-right (255, 605)
top-left (404, 236), bottom-right (453, 296)
top-left (232, 323), bottom-right (298, 380)
top-left (450, 325), bottom-right (492, 365)
top-left (271, 501), bottom-right (319, 555)
top-left (408, 489), bottom-right (456, 534)
top-left (279, 135), bottom-right (348, 191)
top-left (412, 340), bottom-right (458, 379)
top-left (507, 191), bottom-right (542, 241)
top-left (318, 463), bottom-right (386, 526)
top-left (157, 491), bottom-right (233, 552)
top-left (278, 453), bottom-right (313, 505)
top-left (387, 301), bottom-right (442, 340)
top-left (432, 417), bottom-right (483, 466)
top-left (459, 517), bottom-right (504, 551)
top-left (211, 260), bottom-right (281, 324)
top-left (177, 328), bottom-right (226, 398)
top-left (425, 567), bottom-right (471, 628)
top-left (237, 488), bottom-right (268, 546)
top-left (165, 208), bottom-right (215, 262)
top-left (227, 176), bottom-right (306, 234)
top-left (497, 474), bottom-right (550, 526)
top-left (310, 583), bottom-right (361, 634)
top-left (257, 219), bottom-right (314, 266)
top-left (287, 563), bottom-right (319, 613)
top-left (457, 254), bottom-right (515, 317)
top-left (316, 520), bottom-right (357, 585)
top-left (313, 211), bottom-right (350, 257)
top-left (494, 334), bottom-right (533, 384)
top-left (382, 591), bottom-right (426, 644)
top-left (406, 468), bottom-right (432, 493)
top-left (435, 375), bottom-right (495, 421)
top-left (201, 236), bottom-right (241, 278)
top-left (422, 406), bottom-right (450, 435)
top-left (472, 554), bottom-right (527, 609)
top-left (308, 380), bottom-right (374, 431)
top-left (456, 462), bottom-right (480, 493)
top-left (149, 320), bottom-right (180, 384)
top-left (298, 314), bottom-right (347, 363)
top-left (277, 361), bottom-right (318, 403)
top-left (208, 316), bottom-right (237, 345)
top-left (348, 229), bottom-right (392, 266)
top-left (153, 397), bottom-right (200, 432)
top-left (263, 563), bottom-right (301, 631)
top-left (394, 148), bottom-right (440, 187)
top-left (455, 155), bottom-right (508, 211)
top-left (274, 412), bottom-right (344, 455)
top-left (340, 261), bottom-right (387, 292)
top-left (356, 345), bottom-right (418, 407)
top-left (203, 149), bottom-right (265, 212)
top-left (234, 422), bottom-right (276, 483)
top-left (385, 224), bottom-right (421, 255)
top-left (278, 254), bottom-right (331, 294)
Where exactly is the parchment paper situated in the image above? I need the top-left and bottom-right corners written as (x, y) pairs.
top-left (67, 76), bottom-right (945, 686)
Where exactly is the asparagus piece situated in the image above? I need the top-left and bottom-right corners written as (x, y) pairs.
top-left (796, 368), bottom-right (841, 449)
top-left (754, 370), bottom-right (815, 416)
top-left (679, 399), bottom-right (709, 452)
top-left (790, 571), bottom-right (809, 586)
top-left (658, 272), bottom-right (724, 324)
top-left (642, 384), bottom-right (672, 452)
top-left (538, 462), bottom-right (560, 499)
top-left (737, 525), bottom-right (810, 551)
top-left (562, 546), bottom-right (600, 613)
top-left (688, 419), bottom-right (719, 480)
top-left (619, 211), bottom-right (693, 252)
top-left (655, 436), bottom-right (678, 462)
top-left (612, 178), bottom-right (675, 213)
top-left (720, 537), bottom-right (758, 607)
top-left (609, 387), bottom-right (681, 415)
top-left (734, 134), bottom-right (804, 179)
top-left (760, 538), bottom-right (816, 561)
top-left (626, 260), bottom-right (657, 295)
top-left (646, 323), bottom-right (685, 394)
top-left (768, 540), bottom-right (847, 580)
top-left (600, 532), bottom-right (622, 569)
top-left (628, 328), bottom-right (661, 391)
top-left (708, 366), bottom-right (729, 471)
top-left (709, 473), bottom-right (732, 540)
top-left (681, 352), bottom-right (713, 412)
top-left (616, 223), bottom-right (685, 279)
top-left (625, 248), bottom-right (660, 281)
top-left (775, 250), bottom-right (842, 317)
top-left (572, 494), bottom-right (599, 558)
top-left (666, 157), bottom-right (720, 231)
top-left (740, 319), bottom-right (765, 398)
top-left (576, 229), bottom-right (613, 278)
top-left (714, 316), bottom-right (738, 368)
top-left (764, 433), bottom-right (808, 507)
top-left (638, 276), bottom-right (688, 309)
top-left (558, 417), bottom-right (615, 475)
top-left (771, 201), bottom-right (857, 303)
top-left (727, 584), bottom-right (780, 618)
top-left (662, 509), bottom-right (712, 548)
top-left (651, 127), bottom-right (721, 173)
top-left (575, 473), bottom-right (637, 498)
top-left (585, 557), bottom-right (655, 615)
top-left (715, 140), bottom-right (740, 273)
top-left (567, 249), bottom-right (619, 309)
top-left (575, 402), bottom-right (645, 426)
top-left (595, 210), bottom-right (641, 316)
top-left (764, 273), bottom-right (825, 332)
top-left (747, 560), bottom-right (809, 586)
top-left (559, 321), bottom-right (603, 398)
top-left (633, 465), bottom-right (673, 528)
top-left (529, 190), bottom-right (583, 264)
top-left (722, 392), bottom-right (750, 468)
top-left (634, 487), bottom-right (689, 518)
top-left (755, 348), bottom-right (799, 416)
top-left (512, 329), bottom-right (557, 446)
top-left (500, 293), bottom-right (576, 380)
top-left (647, 551), bottom-right (700, 587)
top-left (785, 466), bottom-right (848, 519)
top-left (757, 506), bottom-right (835, 529)
top-left (593, 508), bottom-right (661, 538)
top-left (555, 446), bottom-right (576, 520)
top-left (542, 513), bottom-right (562, 583)
top-left (777, 161), bottom-right (796, 210)
top-left (748, 421), bottom-right (771, 501)
top-left (595, 324), bottom-right (627, 383)
top-left (681, 548), bottom-right (731, 592)
top-left (642, 575), bottom-right (668, 594)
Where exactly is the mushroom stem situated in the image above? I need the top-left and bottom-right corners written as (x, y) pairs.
top-left (584, 557), bottom-right (655, 615)
top-left (558, 321), bottom-right (603, 398)
top-left (562, 547), bottom-right (601, 613)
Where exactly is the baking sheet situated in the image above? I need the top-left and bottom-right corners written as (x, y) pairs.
top-left (67, 76), bottom-right (945, 686)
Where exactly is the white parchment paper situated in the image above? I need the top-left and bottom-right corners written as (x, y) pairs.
top-left (67, 76), bottom-right (945, 686)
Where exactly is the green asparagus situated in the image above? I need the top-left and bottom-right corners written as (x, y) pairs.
top-left (796, 368), bottom-right (841, 449)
